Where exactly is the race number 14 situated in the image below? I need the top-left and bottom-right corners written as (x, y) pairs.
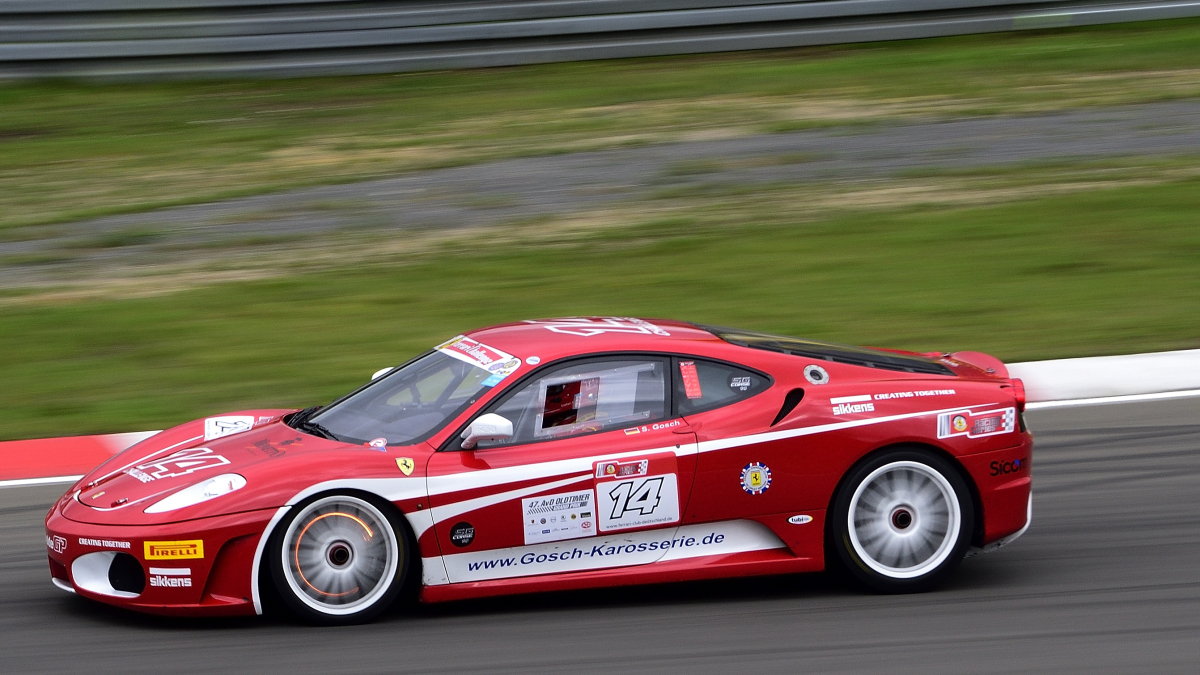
top-left (598, 474), bottom-right (680, 532)
top-left (608, 477), bottom-right (664, 519)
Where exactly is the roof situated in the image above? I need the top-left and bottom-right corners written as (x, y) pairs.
top-left (464, 317), bottom-right (719, 361)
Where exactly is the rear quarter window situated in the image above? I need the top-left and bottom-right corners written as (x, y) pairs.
top-left (674, 357), bottom-right (770, 415)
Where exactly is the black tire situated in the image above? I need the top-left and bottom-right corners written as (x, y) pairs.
top-left (267, 492), bottom-right (411, 625)
top-left (829, 447), bottom-right (974, 593)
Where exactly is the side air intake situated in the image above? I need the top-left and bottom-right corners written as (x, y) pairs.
top-left (771, 389), bottom-right (805, 426)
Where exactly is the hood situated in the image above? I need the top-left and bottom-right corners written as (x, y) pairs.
top-left (58, 410), bottom-right (431, 526)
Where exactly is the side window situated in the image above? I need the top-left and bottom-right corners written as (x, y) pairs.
top-left (477, 358), bottom-right (668, 448)
top-left (674, 358), bottom-right (769, 416)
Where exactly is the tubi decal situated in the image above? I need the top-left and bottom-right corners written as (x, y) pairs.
top-left (787, 515), bottom-right (813, 525)
top-left (740, 462), bottom-right (772, 495)
top-left (144, 540), bottom-right (204, 560)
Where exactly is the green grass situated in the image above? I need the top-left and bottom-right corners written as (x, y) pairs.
top-left (2, 175), bottom-right (1198, 440)
top-left (3, 19), bottom-right (1200, 230)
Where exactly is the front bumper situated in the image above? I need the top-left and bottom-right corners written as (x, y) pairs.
top-left (45, 505), bottom-right (276, 616)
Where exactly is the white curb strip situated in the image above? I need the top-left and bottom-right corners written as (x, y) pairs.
top-left (0, 475), bottom-right (85, 489)
top-left (1010, 348), bottom-right (1200, 403)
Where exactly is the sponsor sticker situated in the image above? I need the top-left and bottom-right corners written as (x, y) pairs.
top-left (740, 463), bottom-right (772, 495)
top-left (526, 356), bottom-right (541, 365)
top-left (787, 515), bottom-right (813, 525)
top-left (937, 408), bottom-right (1016, 439)
top-left (366, 437), bottom-right (388, 450)
top-left (522, 490), bottom-right (597, 545)
top-left (832, 402), bottom-right (875, 416)
top-left (679, 361), bottom-right (703, 399)
top-left (872, 389), bottom-right (956, 400)
top-left (144, 540), bottom-right (204, 560)
top-left (252, 439), bottom-right (285, 459)
top-left (449, 522), bottom-right (476, 548)
top-left (396, 457), bottom-right (415, 476)
top-left (78, 537), bottom-right (131, 550)
top-left (595, 459), bottom-right (649, 479)
top-left (804, 364), bottom-right (829, 385)
top-left (523, 317), bottom-right (670, 337)
top-left (443, 521), bottom-right (786, 583)
top-left (729, 376), bottom-right (752, 391)
top-left (46, 535), bottom-right (67, 553)
top-left (148, 568), bottom-right (193, 588)
top-left (597, 473), bottom-right (680, 532)
top-left (436, 335), bottom-right (520, 387)
top-left (990, 457), bottom-right (1027, 477)
top-left (204, 415), bottom-right (256, 441)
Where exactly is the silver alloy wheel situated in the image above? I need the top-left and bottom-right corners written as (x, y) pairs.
top-left (280, 495), bottom-right (399, 616)
top-left (847, 460), bottom-right (961, 579)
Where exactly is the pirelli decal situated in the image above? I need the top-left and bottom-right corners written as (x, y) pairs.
top-left (144, 540), bottom-right (204, 560)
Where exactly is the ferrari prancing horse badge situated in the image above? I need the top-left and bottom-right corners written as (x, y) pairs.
top-left (396, 457), bottom-right (415, 476)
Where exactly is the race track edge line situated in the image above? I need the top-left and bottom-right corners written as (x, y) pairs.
top-left (0, 475), bottom-right (84, 490)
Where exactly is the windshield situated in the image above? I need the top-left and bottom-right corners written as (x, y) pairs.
top-left (305, 351), bottom-right (500, 446)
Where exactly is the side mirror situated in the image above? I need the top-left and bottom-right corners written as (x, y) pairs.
top-left (371, 367), bottom-right (395, 381)
top-left (460, 413), bottom-right (514, 450)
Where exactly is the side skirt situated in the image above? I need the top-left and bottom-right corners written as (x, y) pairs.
top-left (418, 547), bottom-right (821, 603)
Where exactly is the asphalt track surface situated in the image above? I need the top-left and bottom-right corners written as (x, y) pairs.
top-left (3, 398), bottom-right (1200, 673)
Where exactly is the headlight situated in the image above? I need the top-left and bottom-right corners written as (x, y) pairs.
top-left (144, 474), bottom-right (247, 514)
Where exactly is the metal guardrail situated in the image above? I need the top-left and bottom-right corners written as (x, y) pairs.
top-left (2, 0), bottom-right (1200, 78)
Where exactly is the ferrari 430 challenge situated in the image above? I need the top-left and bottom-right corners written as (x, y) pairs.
top-left (45, 317), bottom-right (1032, 624)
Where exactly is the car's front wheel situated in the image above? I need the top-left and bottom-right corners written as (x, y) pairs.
top-left (269, 492), bottom-right (410, 625)
top-left (829, 448), bottom-right (973, 593)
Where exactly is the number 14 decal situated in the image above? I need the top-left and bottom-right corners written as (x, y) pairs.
top-left (608, 477), bottom-right (664, 519)
top-left (597, 473), bottom-right (680, 532)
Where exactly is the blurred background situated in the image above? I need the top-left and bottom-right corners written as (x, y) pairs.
top-left (2, 0), bottom-right (1199, 441)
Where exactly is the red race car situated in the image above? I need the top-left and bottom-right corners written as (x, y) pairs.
top-left (45, 318), bottom-right (1032, 624)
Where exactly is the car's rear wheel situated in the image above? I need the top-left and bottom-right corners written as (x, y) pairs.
top-left (830, 448), bottom-right (973, 593)
top-left (269, 493), bottom-right (409, 625)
